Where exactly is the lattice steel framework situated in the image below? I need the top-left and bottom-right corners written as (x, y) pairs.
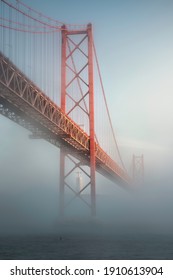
top-left (60, 24), bottom-right (96, 217)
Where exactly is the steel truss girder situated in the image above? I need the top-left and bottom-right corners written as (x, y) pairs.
top-left (0, 52), bottom-right (130, 197)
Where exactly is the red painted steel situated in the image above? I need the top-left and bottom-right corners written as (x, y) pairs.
top-left (59, 26), bottom-right (67, 217)
top-left (59, 24), bottom-right (97, 216)
top-left (88, 24), bottom-right (96, 216)
top-left (0, 50), bottom-right (130, 183)
top-left (0, 50), bottom-right (131, 217)
top-left (61, 25), bottom-right (67, 112)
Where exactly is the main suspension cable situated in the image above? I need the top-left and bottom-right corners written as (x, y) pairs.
top-left (93, 40), bottom-right (127, 171)
top-left (1, 0), bottom-right (60, 29)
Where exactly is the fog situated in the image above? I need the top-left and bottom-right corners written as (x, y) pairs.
top-left (0, 117), bottom-right (173, 238)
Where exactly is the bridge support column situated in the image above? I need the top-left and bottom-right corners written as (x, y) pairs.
top-left (132, 154), bottom-right (144, 183)
top-left (59, 148), bottom-right (65, 218)
top-left (60, 24), bottom-right (96, 217)
top-left (88, 24), bottom-right (96, 217)
top-left (59, 25), bottom-right (66, 219)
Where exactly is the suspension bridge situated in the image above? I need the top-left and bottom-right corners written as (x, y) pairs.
top-left (0, 0), bottom-right (143, 217)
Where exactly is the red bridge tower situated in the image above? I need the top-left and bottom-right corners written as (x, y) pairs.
top-left (59, 24), bottom-right (96, 217)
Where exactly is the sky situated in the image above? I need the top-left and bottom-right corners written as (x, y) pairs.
top-left (0, 0), bottom-right (173, 232)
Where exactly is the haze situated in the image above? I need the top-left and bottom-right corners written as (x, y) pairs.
top-left (0, 0), bottom-right (173, 236)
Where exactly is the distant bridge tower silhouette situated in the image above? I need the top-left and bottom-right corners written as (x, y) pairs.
top-left (59, 24), bottom-right (96, 217)
top-left (132, 155), bottom-right (144, 183)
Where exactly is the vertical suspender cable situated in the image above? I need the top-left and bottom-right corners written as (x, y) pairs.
top-left (93, 40), bottom-right (127, 172)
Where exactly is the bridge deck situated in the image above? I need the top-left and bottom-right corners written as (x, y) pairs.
top-left (0, 52), bottom-right (130, 187)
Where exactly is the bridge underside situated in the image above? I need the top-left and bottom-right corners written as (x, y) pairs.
top-left (0, 52), bottom-right (130, 188)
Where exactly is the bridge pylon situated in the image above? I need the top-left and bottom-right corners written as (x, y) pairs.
top-left (59, 24), bottom-right (96, 217)
top-left (132, 154), bottom-right (144, 183)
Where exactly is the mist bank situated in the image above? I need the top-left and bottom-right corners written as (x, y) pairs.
top-left (0, 178), bottom-right (173, 237)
